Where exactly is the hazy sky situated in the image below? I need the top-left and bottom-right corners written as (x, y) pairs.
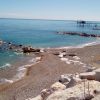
top-left (0, 0), bottom-right (100, 21)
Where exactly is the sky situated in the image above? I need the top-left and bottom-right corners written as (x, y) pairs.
top-left (0, 0), bottom-right (100, 21)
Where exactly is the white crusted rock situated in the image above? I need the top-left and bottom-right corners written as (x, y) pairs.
top-left (51, 82), bottom-right (66, 91)
top-left (79, 72), bottom-right (96, 80)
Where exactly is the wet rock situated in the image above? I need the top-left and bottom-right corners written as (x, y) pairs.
top-left (56, 31), bottom-right (100, 38)
top-left (22, 47), bottom-right (40, 53)
top-left (80, 33), bottom-right (90, 37)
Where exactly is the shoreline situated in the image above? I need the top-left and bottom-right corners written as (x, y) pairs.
top-left (0, 40), bottom-right (100, 85)
top-left (0, 56), bottom-right (42, 85)
top-left (0, 43), bottom-right (100, 100)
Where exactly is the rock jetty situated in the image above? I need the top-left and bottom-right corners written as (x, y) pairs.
top-left (57, 31), bottom-right (100, 38)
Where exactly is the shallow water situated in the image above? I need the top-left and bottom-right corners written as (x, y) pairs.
top-left (0, 18), bottom-right (100, 68)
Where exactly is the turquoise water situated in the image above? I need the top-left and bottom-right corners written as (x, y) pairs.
top-left (0, 18), bottom-right (100, 68)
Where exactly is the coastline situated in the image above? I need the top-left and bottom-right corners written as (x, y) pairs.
top-left (0, 43), bottom-right (100, 100)
top-left (0, 39), bottom-right (100, 83)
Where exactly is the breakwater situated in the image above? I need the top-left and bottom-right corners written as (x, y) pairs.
top-left (57, 32), bottom-right (100, 38)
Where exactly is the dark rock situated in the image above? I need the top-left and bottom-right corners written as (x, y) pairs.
top-left (56, 31), bottom-right (100, 38)
top-left (53, 52), bottom-right (59, 56)
top-left (68, 54), bottom-right (77, 57)
top-left (80, 33), bottom-right (90, 37)
top-left (22, 47), bottom-right (40, 53)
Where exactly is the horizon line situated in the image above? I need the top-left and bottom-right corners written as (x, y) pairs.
top-left (0, 17), bottom-right (100, 22)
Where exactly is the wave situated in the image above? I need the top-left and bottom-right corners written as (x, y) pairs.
top-left (54, 39), bottom-right (100, 49)
top-left (0, 63), bottom-right (11, 69)
top-left (0, 56), bottom-right (41, 85)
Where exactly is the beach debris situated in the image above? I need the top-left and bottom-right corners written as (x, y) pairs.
top-left (51, 82), bottom-right (66, 91)
top-left (79, 72), bottom-right (96, 80)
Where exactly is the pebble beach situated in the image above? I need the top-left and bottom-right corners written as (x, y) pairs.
top-left (0, 43), bottom-right (100, 100)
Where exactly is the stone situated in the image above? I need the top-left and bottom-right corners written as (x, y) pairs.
top-left (79, 72), bottom-right (96, 80)
top-left (51, 82), bottom-right (66, 91)
top-left (22, 47), bottom-right (40, 53)
top-left (66, 76), bottom-right (81, 88)
top-left (53, 52), bottom-right (59, 56)
top-left (59, 75), bottom-right (71, 83)
top-left (94, 68), bottom-right (100, 81)
top-left (40, 89), bottom-right (53, 99)
top-left (68, 54), bottom-right (77, 57)
top-left (0, 40), bottom-right (3, 45)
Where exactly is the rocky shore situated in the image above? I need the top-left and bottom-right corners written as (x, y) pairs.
top-left (0, 43), bottom-right (100, 100)
top-left (32, 69), bottom-right (100, 100)
top-left (0, 40), bottom-right (42, 54)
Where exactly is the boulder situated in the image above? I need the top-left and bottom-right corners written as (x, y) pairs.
top-left (40, 89), bottom-right (53, 99)
top-left (59, 75), bottom-right (71, 83)
top-left (66, 76), bottom-right (82, 88)
top-left (51, 82), bottom-right (66, 91)
top-left (95, 68), bottom-right (100, 81)
top-left (79, 72), bottom-right (96, 80)
top-left (22, 47), bottom-right (40, 53)
top-left (86, 67), bottom-right (96, 72)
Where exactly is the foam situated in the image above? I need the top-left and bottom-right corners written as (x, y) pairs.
top-left (54, 39), bottom-right (100, 50)
top-left (0, 63), bottom-right (11, 68)
top-left (0, 78), bottom-right (13, 84)
top-left (0, 56), bottom-right (41, 84)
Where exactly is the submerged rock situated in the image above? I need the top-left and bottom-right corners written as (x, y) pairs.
top-left (56, 31), bottom-right (100, 38)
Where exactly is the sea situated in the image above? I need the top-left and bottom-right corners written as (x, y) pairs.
top-left (0, 18), bottom-right (100, 69)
